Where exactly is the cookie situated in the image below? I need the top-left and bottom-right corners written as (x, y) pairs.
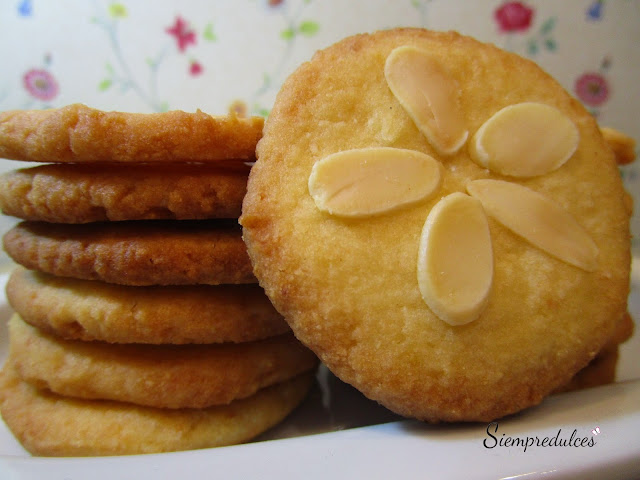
top-left (553, 346), bottom-right (619, 394)
top-left (0, 103), bottom-right (263, 163)
top-left (0, 163), bottom-right (250, 223)
top-left (0, 365), bottom-right (314, 456)
top-left (554, 312), bottom-right (633, 393)
top-left (4, 220), bottom-right (255, 286)
top-left (601, 127), bottom-right (636, 165)
top-left (241, 29), bottom-right (631, 422)
top-left (6, 268), bottom-right (288, 344)
top-left (607, 311), bottom-right (634, 347)
top-left (8, 314), bottom-right (318, 409)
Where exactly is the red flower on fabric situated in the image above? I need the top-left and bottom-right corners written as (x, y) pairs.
top-left (268, 0), bottom-right (284, 6)
top-left (494, 2), bottom-right (534, 32)
top-left (23, 69), bottom-right (59, 101)
top-left (575, 73), bottom-right (609, 107)
top-left (189, 61), bottom-right (203, 76)
top-left (166, 16), bottom-right (196, 52)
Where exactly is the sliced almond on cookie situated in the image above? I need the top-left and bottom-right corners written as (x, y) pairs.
top-left (308, 147), bottom-right (441, 217)
top-left (467, 179), bottom-right (599, 271)
top-left (417, 193), bottom-right (493, 326)
top-left (469, 102), bottom-right (579, 177)
top-left (385, 46), bottom-right (468, 155)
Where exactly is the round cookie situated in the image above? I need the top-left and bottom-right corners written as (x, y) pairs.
top-left (553, 345), bottom-right (619, 394)
top-left (553, 312), bottom-right (633, 393)
top-left (6, 268), bottom-right (288, 344)
top-left (241, 29), bottom-right (631, 422)
top-left (605, 311), bottom-right (635, 347)
top-left (3, 220), bottom-right (255, 286)
top-left (601, 127), bottom-right (636, 165)
top-left (0, 365), bottom-right (314, 456)
top-left (0, 103), bottom-right (263, 163)
top-left (0, 163), bottom-right (250, 223)
top-left (8, 314), bottom-right (318, 409)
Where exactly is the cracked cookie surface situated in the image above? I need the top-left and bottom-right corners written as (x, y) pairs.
top-left (0, 104), bottom-right (263, 163)
top-left (0, 163), bottom-right (250, 223)
top-left (4, 220), bottom-right (256, 286)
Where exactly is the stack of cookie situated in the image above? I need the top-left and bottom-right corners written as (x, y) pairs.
top-left (0, 104), bottom-right (318, 456)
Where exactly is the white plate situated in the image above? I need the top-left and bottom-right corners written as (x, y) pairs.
top-left (0, 267), bottom-right (639, 479)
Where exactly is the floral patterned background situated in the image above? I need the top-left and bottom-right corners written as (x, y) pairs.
top-left (0, 0), bottom-right (639, 266)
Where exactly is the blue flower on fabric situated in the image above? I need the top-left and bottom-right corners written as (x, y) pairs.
top-left (17, 0), bottom-right (32, 16)
top-left (586, 0), bottom-right (604, 20)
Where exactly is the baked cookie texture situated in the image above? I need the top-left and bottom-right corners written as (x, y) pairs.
top-left (0, 163), bottom-right (250, 223)
top-left (241, 29), bottom-right (631, 422)
top-left (6, 269), bottom-right (288, 344)
top-left (554, 312), bottom-right (633, 393)
top-left (0, 104), bottom-right (317, 454)
top-left (0, 365), bottom-right (314, 457)
top-left (7, 314), bottom-right (318, 409)
top-left (3, 220), bottom-right (256, 286)
top-left (0, 104), bottom-right (263, 163)
top-left (601, 127), bottom-right (636, 166)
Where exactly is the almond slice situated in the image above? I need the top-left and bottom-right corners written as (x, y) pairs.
top-left (417, 193), bottom-right (493, 326)
top-left (308, 147), bottom-right (441, 217)
top-left (469, 102), bottom-right (579, 177)
top-left (385, 46), bottom-right (468, 155)
top-left (467, 179), bottom-right (599, 271)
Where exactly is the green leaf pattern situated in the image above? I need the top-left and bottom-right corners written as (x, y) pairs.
top-left (247, 1), bottom-right (320, 117)
top-left (527, 16), bottom-right (558, 55)
top-left (94, 3), bottom-right (217, 112)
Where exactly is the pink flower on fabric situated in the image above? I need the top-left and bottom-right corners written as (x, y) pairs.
top-left (189, 61), bottom-right (203, 76)
top-left (166, 16), bottom-right (196, 52)
top-left (228, 100), bottom-right (249, 118)
top-left (23, 69), bottom-right (59, 101)
top-left (575, 73), bottom-right (609, 107)
top-left (494, 2), bottom-right (534, 32)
